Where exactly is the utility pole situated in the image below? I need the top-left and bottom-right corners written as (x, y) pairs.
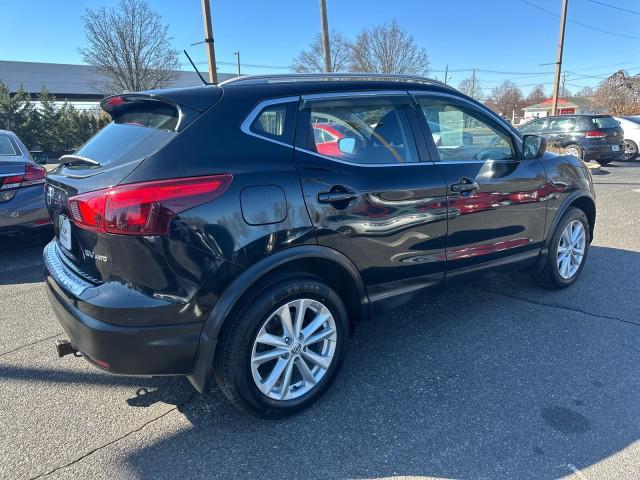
top-left (200, 0), bottom-right (218, 84)
top-left (561, 71), bottom-right (568, 96)
top-left (234, 51), bottom-right (241, 77)
top-left (551, 0), bottom-right (569, 115)
top-left (319, 0), bottom-right (332, 72)
top-left (471, 68), bottom-right (477, 99)
top-left (444, 64), bottom-right (449, 85)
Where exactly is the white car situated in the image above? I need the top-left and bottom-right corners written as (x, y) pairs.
top-left (614, 116), bottom-right (640, 161)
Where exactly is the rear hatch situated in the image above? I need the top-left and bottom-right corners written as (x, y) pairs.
top-left (46, 89), bottom-right (221, 283)
top-left (581, 116), bottom-right (625, 151)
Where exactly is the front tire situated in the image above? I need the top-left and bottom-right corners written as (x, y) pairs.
top-left (214, 276), bottom-right (349, 418)
top-left (532, 207), bottom-right (590, 289)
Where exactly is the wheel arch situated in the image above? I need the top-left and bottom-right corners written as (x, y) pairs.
top-left (546, 190), bottom-right (596, 248)
top-left (187, 245), bottom-right (369, 392)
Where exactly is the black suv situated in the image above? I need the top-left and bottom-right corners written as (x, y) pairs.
top-left (44, 74), bottom-right (596, 418)
top-left (519, 114), bottom-right (624, 165)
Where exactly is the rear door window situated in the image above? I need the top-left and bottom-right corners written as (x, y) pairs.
top-left (303, 96), bottom-right (418, 164)
top-left (73, 102), bottom-right (179, 167)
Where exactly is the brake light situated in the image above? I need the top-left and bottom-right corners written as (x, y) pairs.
top-left (0, 163), bottom-right (46, 190)
top-left (585, 131), bottom-right (606, 139)
top-left (68, 175), bottom-right (232, 235)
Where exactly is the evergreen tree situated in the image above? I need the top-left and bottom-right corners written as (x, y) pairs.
top-left (0, 81), bottom-right (107, 153)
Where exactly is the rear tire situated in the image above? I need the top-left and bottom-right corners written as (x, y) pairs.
top-left (214, 276), bottom-right (349, 418)
top-left (531, 207), bottom-right (590, 289)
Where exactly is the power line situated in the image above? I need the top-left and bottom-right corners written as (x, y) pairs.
top-left (519, 0), bottom-right (640, 40)
top-left (584, 0), bottom-right (640, 16)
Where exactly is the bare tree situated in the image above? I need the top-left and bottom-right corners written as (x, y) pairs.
top-left (351, 19), bottom-right (429, 75)
top-left (291, 31), bottom-right (352, 73)
top-left (526, 84), bottom-right (546, 105)
top-left (80, 0), bottom-right (179, 93)
top-left (574, 86), bottom-right (595, 98)
top-left (594, 70), bottom-right (640, 115)
top-left (489, 80), bottom-right (524, 118)
top-left (458, 75), bottom-right (483, 100)
top-left (560, 85), bottom-right (572, 98)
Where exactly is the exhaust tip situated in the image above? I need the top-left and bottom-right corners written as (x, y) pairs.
top-left (55, 339), bottom-right (78, 358)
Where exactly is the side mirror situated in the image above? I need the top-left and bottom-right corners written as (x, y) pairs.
top-left (523, 135), bottom-right (546, 159)
top-left (32, 152), bottom-right (48, 165)
top-left (337, 137), bottom-right (356, 155)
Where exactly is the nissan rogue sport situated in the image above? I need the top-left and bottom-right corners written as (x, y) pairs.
top-left (44, 74), bottom-right (596, 418)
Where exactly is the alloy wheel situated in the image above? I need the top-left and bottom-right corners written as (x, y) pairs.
top-left (556, 220), bottom-right (586, 279)
top-left (624, 141), bottom-right (637, 161)
top-left (250, 298), bottom-right (337, 401)
top-left (565, 146), bottom-right (581, 159)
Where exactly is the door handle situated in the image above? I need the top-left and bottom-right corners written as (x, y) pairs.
top-left (450, 178), bottom-right (479, 193)
top-left (317, 191), bottom-right (358, 203)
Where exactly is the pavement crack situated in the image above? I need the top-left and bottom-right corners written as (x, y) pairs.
top-left (29, 392), bottom-right (197, 479)
top-left (481, 288), bottom-right (640, 327)
top-left (0, 332), bottom-right (63, 358)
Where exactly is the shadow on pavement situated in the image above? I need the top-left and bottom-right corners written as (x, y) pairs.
top-left (1, 246), bottom-right (637, 478)
top-left (119, 246), bottom-right (639, 479)
top-left (0, 232), bottom-right (51, 285)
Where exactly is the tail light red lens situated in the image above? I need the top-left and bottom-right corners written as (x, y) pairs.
top-left (24, 163), bottom-right (46, 182)
top-left (0, 163), bottom-right (46, 191)
top-left (68, 174), bottom-right (232, 235)
top-left (585, 131), bottom-right (606, 138)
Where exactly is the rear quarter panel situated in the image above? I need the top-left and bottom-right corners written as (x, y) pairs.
top-left (109, 88), bottom-right (315, 326)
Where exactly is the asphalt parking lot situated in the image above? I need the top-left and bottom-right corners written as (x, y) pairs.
top-left (1, 161), bottom-right (639, 480)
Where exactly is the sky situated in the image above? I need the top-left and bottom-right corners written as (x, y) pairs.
top-left (1, 0), bottom-right (639, 96)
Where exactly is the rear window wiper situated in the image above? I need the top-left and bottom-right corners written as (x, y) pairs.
top-left (59, 155), bottom-right (101, 168)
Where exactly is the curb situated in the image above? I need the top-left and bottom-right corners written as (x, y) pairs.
top-left (584, 161), bottom-right (603, 175)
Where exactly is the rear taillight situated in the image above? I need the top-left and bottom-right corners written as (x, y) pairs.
top-left (585, 131), bottom-right (607, 139)
top-left (24, 163), bottom-right (46, 182)
top-left (68, 174), bottom-right (232, 235)
top-left (0, 163), bottom-right (46, 191)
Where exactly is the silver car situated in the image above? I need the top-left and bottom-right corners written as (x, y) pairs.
top-left (0, 130), bottom-right (50, 235)
top-left (614, 116), bottom-right (640, 161)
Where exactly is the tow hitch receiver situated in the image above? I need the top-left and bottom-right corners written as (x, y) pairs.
top-left (56, 339), bottom-right (79, 357)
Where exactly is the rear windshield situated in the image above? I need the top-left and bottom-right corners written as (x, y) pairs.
top-left (0, 135), bottom-right (18, 156)
top-left (624, 116), bottom-right (640, 125)
top-left (74, 103), bottom-right (178, 166)
top-left (591, 117), bottom-right (620, 129)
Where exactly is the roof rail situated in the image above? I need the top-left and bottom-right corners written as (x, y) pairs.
top-left (219, 72), bottom-right (451, 88)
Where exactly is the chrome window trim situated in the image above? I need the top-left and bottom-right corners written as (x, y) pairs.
top-left (294, 147), bottom-right (428, 168)
top-left (301, 90), bottom-right (410, 103)
top-left (240, 96), bottom-right (300, 148)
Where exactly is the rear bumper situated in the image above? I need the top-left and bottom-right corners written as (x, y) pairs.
top-left (583, 143), bottom-right (625, 161)
top-left (44, 242), bottom-right (202, 376)
top-left (0, 184), bottom-right (50, 233)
